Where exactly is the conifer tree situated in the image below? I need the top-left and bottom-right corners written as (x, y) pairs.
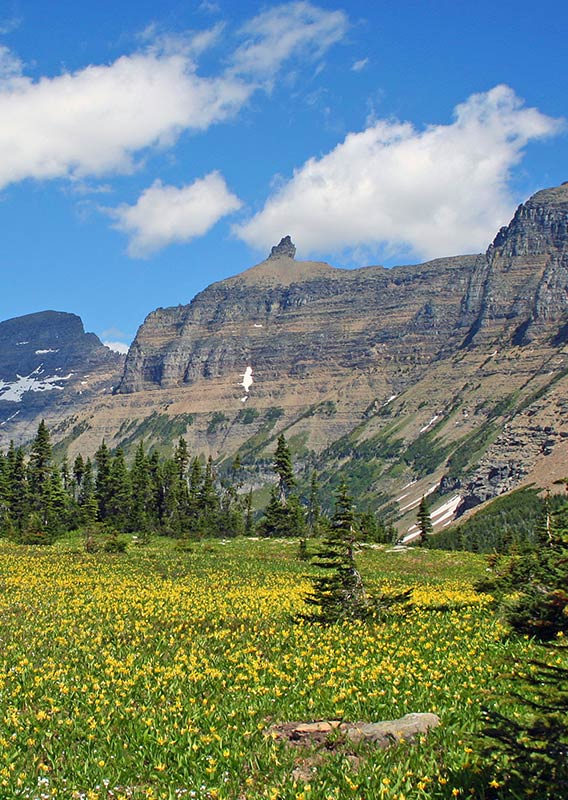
top-left (106, 449), bottom-right (131, 532)
top-left (274, 434), bottom-right (296, 505)
top-left (28, 421), bottom-right (55, 529)
top-left (244, 489), bottom-right (254, 536)
top-left (303, 481), bottom-right (370, 623)
top-left (130, 442), bottom-right (152, 536)
top-left (416, 495), bottom-right (433, 546)
top-left (95, 441), bottom-right (113, 521)
top-left (307, 470), bottom-right (322, 536)
top-left (78, 458), bottom-right (98, 527)
top-left (7, 445), bottom-right (29, 534)
top-left (72, 454), bottom-right (85, 500)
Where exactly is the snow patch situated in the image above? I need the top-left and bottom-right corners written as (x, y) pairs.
top-left (0, 366), bottom-right (73, 402)
top-left (35, 349), bottom-right (59, 354)
top-left (398, 482), bottom-right (440, 513)
top-left (253, 324), bottom-right (263, 328)
top-left (240, 365), bottom-right (253, 394)
top-left (0, 410), bottom-right (20, 426)
top-left (420, 414), bottom-right (441, 433)
top-left (16, 341), bottom-right (29, 345)
top-left (383, 394), bottom-right (397, 406)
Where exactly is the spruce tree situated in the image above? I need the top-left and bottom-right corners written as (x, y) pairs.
top-left (78, 459), bottom-right (98, 527)
top-left (95, 441), bottom-right (113, 521)
top-left (416, 495), bottom-right (433, 546)
top-left (303, 481), bottom-right (370, 623)
top-left (107, 449), bottom-right (131, 532)
top-left (274, 434), bottom-right (296, 504)
top-left (130, 442), bottom-right (152, 537)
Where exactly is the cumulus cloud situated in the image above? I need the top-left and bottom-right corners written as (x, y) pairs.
top-left (236, 85), bottom-right (565, 261)
top-left (230, 1), bottom-right (348, 80)
top-left (0, 4), bottom-right (348, 194)
top-left (109, 172), bottom-right (242, 257)
top-left (0, 46), bottom-right (250, 190)
top-left (103, 341), bottom-right (130, 354)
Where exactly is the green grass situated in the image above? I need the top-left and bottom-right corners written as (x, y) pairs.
top-left (0, 536), bottom-right (550, 799)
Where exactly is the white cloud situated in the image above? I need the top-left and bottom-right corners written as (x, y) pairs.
top-left (230, 1), bottom-right (348, 80)
top-left (0, 4), bottom-right (348, 193)
top-left (109, 171), bottom-right (242, 257)
top-left (103, 341), bottom-right (130, 354)
top-left (236, 86), bottom-right (564, 261)
top-left (351, 57), bottom-right (368, 72)
top-left (0, 45), bottom-right (250, 190)
top-left (0, 45), bottom-right (23, 79)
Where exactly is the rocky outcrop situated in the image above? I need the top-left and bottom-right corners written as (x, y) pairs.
top-left (461, 182), bottom-right (568, 347)
top-left (0, 311), bottom-right (123, 445)
top-left (269, 235), bottom-right (296, 260)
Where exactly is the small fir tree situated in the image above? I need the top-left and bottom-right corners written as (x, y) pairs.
top-left (302, 481), bottom-right (370, 623)
top-left (416, 495), bottom-right (433, 546)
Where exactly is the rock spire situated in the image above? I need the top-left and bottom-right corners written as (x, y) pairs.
top-left (269, 236), bottom-right (296, 260)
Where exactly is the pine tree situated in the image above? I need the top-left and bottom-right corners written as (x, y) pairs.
top-left (28, 420), bottom-right (55, 529)
top-left (106, 449), bottom-right (131, 532)
top-left (416, 495), bottom-right (433, 546)
top-left (274, 434), bottom-right (296, 505)
top-left (7, 445), bottom-right (29, 535)
top-left (306, 470), bottom-right (322, 536)
top-left (130, 442), bottom-right (152, 537)
top-left (78, 459), bottom-right (98, 527)
top-left (483, 646), bottom-right (568, 798)
top-left (302, 481), bottom-right (370, 623)
top-left (505, 496), bottom-right (568, 641)
top-left (95, 441), bottom-right (113, 521)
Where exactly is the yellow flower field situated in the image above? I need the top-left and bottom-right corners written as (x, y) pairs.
top-left (0, 538), bottom-right (535, 799)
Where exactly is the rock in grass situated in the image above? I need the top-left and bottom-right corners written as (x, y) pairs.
top-left (266, 713), bottom-right (440, 749)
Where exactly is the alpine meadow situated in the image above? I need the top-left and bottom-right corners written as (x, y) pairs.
top-left (1, 1), bottom-right (568, 798)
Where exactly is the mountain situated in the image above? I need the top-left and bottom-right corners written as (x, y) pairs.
top-left (2, 185), bottom-right (567, 534)
top-left (0, 311), bottom-right (124, 444)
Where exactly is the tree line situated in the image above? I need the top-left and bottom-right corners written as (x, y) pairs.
top-left (0, 421), bottom-right (395, 546)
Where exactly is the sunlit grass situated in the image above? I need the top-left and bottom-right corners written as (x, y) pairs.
top-left (0, 538), bottom-right (540, 799)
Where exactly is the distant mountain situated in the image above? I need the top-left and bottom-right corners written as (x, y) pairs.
top-left (2, 184), bottom-right (567, 534)
top-left (0, 311), bottom-right (124, 444)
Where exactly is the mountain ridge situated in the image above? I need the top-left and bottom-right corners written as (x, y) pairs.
top-left (1, 184), bottom-right (567, 533)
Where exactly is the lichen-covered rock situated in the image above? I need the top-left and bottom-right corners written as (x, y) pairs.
top-left (266, 712), bottom-right (440, 749)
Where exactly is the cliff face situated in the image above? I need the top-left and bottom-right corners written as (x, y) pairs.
top-left (0, 311), bottom-right (124, 444)
top-left (461, 182), bottom-right (568, 346)
top-left (120, 185), bottom-right (568, 403)
top-left (119, 251), bottom-right (481, 398)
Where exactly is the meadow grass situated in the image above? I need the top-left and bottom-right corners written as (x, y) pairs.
top-left (0, 537), bottom-right (544, 799)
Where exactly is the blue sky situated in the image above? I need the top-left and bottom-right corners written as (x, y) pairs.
top-left (0, 0), bottom-right (566, 352)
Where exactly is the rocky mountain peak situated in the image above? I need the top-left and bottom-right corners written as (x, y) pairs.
top-left (269, 236), bottom-right (296, 260)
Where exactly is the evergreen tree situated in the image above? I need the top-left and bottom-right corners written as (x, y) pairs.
top-left (244, 489), bottom-right (254, 536)
top-left (416, 495), bottom-right (433, 546)
top-left (94, 441), bottom-right (113, 521)
top-left (7, 445), bottom-right (29, 534)
top-left (130, 442), bottom-right (153, 536)
top-left (199, 456), bottom-right (220, 534)
top-left (505, 496), bottom-right (568, 641)
top-left (483, 647), bottom-right (568, 798)
top-left (78, 459), bottom-right (98, 527)
top-left (106, 449), bottom-right (131, 532)
top-left (72, 453), bottom-right (85, 500)
top-left (302, 481), bottom-right (370, 623)
top-left (28, 420), bottom-right (56, 529)
top-left (259, 436), bottom-right (305, 537)
top-left (274, 434), bottom-right (296, 504)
